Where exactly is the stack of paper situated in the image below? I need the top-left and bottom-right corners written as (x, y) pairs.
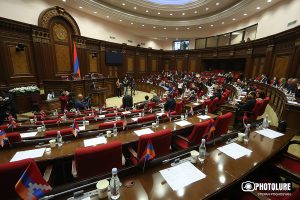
top-left (10, 148), bottom-right (46, 162)
top-left (256, 129), bottom-right (284, 139)
top-left (160, 162), bottom-right (206, 191)
top-left (79, 126), bottom-right (85, 131)
top-left (122, 111), bottom-right (131, 114)
top-left (197, 115), bottom-right (211, 120)
top-left (131, 117), bottom-right (139, 122)
top-left (83, 137), bottom-right (107, 147)
top-left (156, 112), bottom-right (165, 116)
top-left (175, 120), bottom-right (192, 127)
top-left (98, 115), bottom-right (105, 119)
top-left (20, 131), bottom-right (37, 138)
top-left (134, 128), bottom-right (154, 136)
top-left (217, 143), bottom-right (252, 159)
top-left (193, 103), bottom-right (200, 106)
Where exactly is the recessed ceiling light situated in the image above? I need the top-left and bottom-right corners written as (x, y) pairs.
top-left (142, 24), bottom-right (145, 26)
top-left (106, 16), bottom-right (109, 18)
top-left (130, 22), bottom-right (133, 24)
top-left (133, 6), bottom-right (137, 9)
top-left (79, 6), bottom-right (82, 9)
top-left (206, 7), bottom-right (209, 11)
top-left (216, 2), bottom-right (220, 6)
top-left (232, 18), bottom-right (236, 21)
top-left (146, 10), bottom-right (149, 13)
top-left (210, 24), bottom-right (214, 27)
top-left (267, 0), bottom-right (272, 2)
top-left (176, 27), bottom-right (178, 30)
top-left (94, 11), bottom-right (97, 14)
top-left (153, 26), bottom-right (156, 28)
top-left (122, 3), bottom-right (125, 6)
top-left (166, 37), bottom-right (168, 40)
top-left (164, 27), bottom-right (167, 29)
top-left (194, 10), bottom-right (198, 14)
top-left (222, 22), bottom-right (225, 24)
top-left (62, 0), bottom-right (66, 2)
top-left (119, 19), bottom-right (122, 22)
top-left (187, 27), bottom-right (190, 30)
top-left (158, 12), bottom-right (160, 15)
top-left (244, 13), bottom-right (247, 16)
top-left (198, 26), bottom-right (202, 29)
top-left (170, 13), bottom-right (173, 15)
top-left (182, 13), bottom-right (185, 15)
top-left (256, 6), bottom-right (261, 10)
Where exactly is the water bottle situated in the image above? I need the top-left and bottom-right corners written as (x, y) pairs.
top-left (205, 105), bottom-right (208, 115)
top-left (113, 123), bottom-right (118, 136)
top-left (243, 124), bottom-right (251, 144)
top-left (41, 121), bottom-right (46, 132)
top-left (156, 116), bottom-right (159, 127)
top-left (262, 114), bottom-right (269, 129)
top-left (99, 108), bottom-right (102, 114)
top-left (63, 113), bottom-right (67, 121)
top-left (57, 131), bottom-right (63, 146)
top-left (185, 110), bottom-right (188, 120)
top-left (34, 115), bottom-right (37, 124)
top-left (83, 117), bottom-right (86, 126)
top-left (142, 109), bottom-right (145, 117)
top-left (52, 91), bottom-right (55, 98)
top-left (199, 139), bottom-right (206, 164)
top-left (110, 168), bottom-right (120, 200)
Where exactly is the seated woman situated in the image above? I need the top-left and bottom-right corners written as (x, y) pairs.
top-left (59, 90), bottom-right (69, 112)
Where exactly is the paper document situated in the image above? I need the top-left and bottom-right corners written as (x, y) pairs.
top-left (131, 117), bottom-right (139, 122)
top-left (160, 162), bottom-right (206, 191)
top-left (10, 148), bottom-right (46, 162)
top-left (122, 111), bottom-right (131, 114)
top-left (84, 137), bottom-right (107, 147)
top-left (134, 128), bottom-right (154, 136)
top-left (20, 131), bottom-right (37, 138)
top-left (156, 112), bottom-right (165, 116)
top-left (193, 103), bottom-right (200, 106)
top-left (288, 101), bottom-right (299, 105)
top-left (256, 129), bottom-right (284, 139)
top-left (197, 115), bottom-right (211, 120)
top-left (217, 143), bottom-right (252, 160)
top-left (79, 126), bottom-right (85, 131)
top-left (175, 120), bottom-right (192, 127)
top-left (98, 115), bottom-right (105, 118)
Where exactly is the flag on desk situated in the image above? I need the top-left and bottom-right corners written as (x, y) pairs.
top-left (72, 120), bottom-right (79, 137)
top-left (7, 115), bottom-right (17, 129)
top-left (0, 130), bottom-right (9, 147)
top-left (189, 106), bottom-right (194, 116)
top-left (15, 162), bottom-right (52, 200)
top-left (206, 120), bottom-right (216, 141)
top-left (142, 139), bottom-right (156, 162)
top-left (73, 41), bottom-right (81, 78)
top-left (122, 116), bottom-right (127, 130)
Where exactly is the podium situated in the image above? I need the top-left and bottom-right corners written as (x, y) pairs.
top-left (90, 88), bottom-right (107, 106)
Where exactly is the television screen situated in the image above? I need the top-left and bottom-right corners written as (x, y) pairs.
top-left (105, 50), bottom-right (123, 66)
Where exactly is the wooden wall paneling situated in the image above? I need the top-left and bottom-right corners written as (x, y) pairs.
top-left (151, 57), bottom-right (157, 72)
top-left (138, 54), bottom-right (146, 72)
top-left (272, 54), bottom-right (290, 78)
top-left (126, 56), bottom-right (134, 73)
top-left (188, 57), bottom-right (197, 73)
top-left (0, 39), bottom-right (7, 88)
top-left (264, 44), bottom-right (274, 76)
top-left (99, 45), bottom-right (107, 76)
top-left (176, 58), bottom-right (184, 71)
top-left (88, 52), bottom-right (98, 73)
top-left (289, 39), bottom-right (300, 78)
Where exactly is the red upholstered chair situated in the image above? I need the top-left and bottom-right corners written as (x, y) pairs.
top-left (161, 111), bottom-right (177, 119)
top-left (174, 120), bottom-right (211, 149)
top-left (129, 129), bottom-right (172, 165)
top-left (6, 132), bottom-right (22, 143)
top-left (246, 100), bottom-right (264, 121)
top-left (210, 97), bottom-right (219, 113)
top-left (147, 102), bottom-right (156, 109)
top-left (98, 120), bottom-right (123, 130)
top-left (36, 119), bottom-right (59, 125)
top-left (175, 101), bottom-right (183, 115)
top-left (258, 97), bottom-right (270, 116)
top-left (74, 116), bottom-right (95, 121)
top-left (0, 124), bottom-right (8, 130)
top-left (202, 99), bottom-right (212, 112)
top-left (131, 109), bottom-right (143, 113)
top-left (45, 127), bottom-right (73, 138)
top-left (137, 114), bottom-right (156, 123)
top-left (0, 158), bottom-right (43, 200)
top-left (74, 141), bottom-right (122, 180)
top-left (214, 112), bottom-right (233, 137)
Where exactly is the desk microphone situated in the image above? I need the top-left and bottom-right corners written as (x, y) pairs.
top-left (162, 151), bottom-right (190, 164)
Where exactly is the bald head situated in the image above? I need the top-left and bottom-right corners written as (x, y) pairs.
top-left (77, 94), bottom-right (83, 100)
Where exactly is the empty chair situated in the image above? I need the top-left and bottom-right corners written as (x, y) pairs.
top-left (0, 158), bottom-right (43, 199)
top-left (128, 129), bottom-right (172, 165)
top-left (98, 120), bottom-right (123, 130)
top-left (6, 132), bottom-right (22, 143)
top-left (74, 141), bottom-right (122, 180)
top-left (258, 97), bottom-right (270, 116)
top-left (214, 112), bottom-right (233, 137)
top-left (174, 120), bottom-right (211, 149)
top-left (245, 100), bottom-right (264, 121)
top-left (44, 127), bottom-right (73, 138)
top-left (137, 114), bottom-right (156, 123)
top-left (174, 101), bottom-right (183, 115)
top-left (210, 97), bottom-right (219, 113)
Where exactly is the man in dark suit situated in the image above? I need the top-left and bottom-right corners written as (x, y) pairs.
top-left (122, 94), bottom-right (133, 109)
top-left (164, 94), bottom-right (176, 111)
top-left (236, 92), bottom-right (256, 119)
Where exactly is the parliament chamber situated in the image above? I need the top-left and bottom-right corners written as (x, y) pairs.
top-left (0, 0), bottom-right (300, 199)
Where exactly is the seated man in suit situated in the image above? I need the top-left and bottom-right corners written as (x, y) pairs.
top-left (75, 94), bottom-right (89, 110)
top-left (122, 94), bottom-right (133, 109)
top-left (164, 94), bottom-right (176, 111)
top-left (235, 91), bottom-right (256, 119)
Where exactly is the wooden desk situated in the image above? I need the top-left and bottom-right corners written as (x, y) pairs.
top-left (40, 98), bottom-right (61, 111)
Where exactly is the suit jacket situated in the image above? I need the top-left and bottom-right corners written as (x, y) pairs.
top-left (122, 95), bottom-right (133, 108)
top-left (237, 99), bottom-right (256, 112)
top-left (164, 98), bottom-right (176, 111)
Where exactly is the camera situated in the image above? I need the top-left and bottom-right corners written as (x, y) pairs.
top-left (241, 181), bottom-right (255, 192)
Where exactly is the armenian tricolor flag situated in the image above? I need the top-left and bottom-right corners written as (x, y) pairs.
top-left (72, 120), bottom-right (79, 137)
top-left (73, 41), bottom-right (81, 78)
top-left (0, 130), bottom-right (8, 147)
top-left (15, 162), bottom-right (52, 200)
top-left (206, 120), bottom-right (216, 141)
top-left (167, 110), bottom-right (171, 122)
top-left (142, 139), bottom-right (156, 162)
